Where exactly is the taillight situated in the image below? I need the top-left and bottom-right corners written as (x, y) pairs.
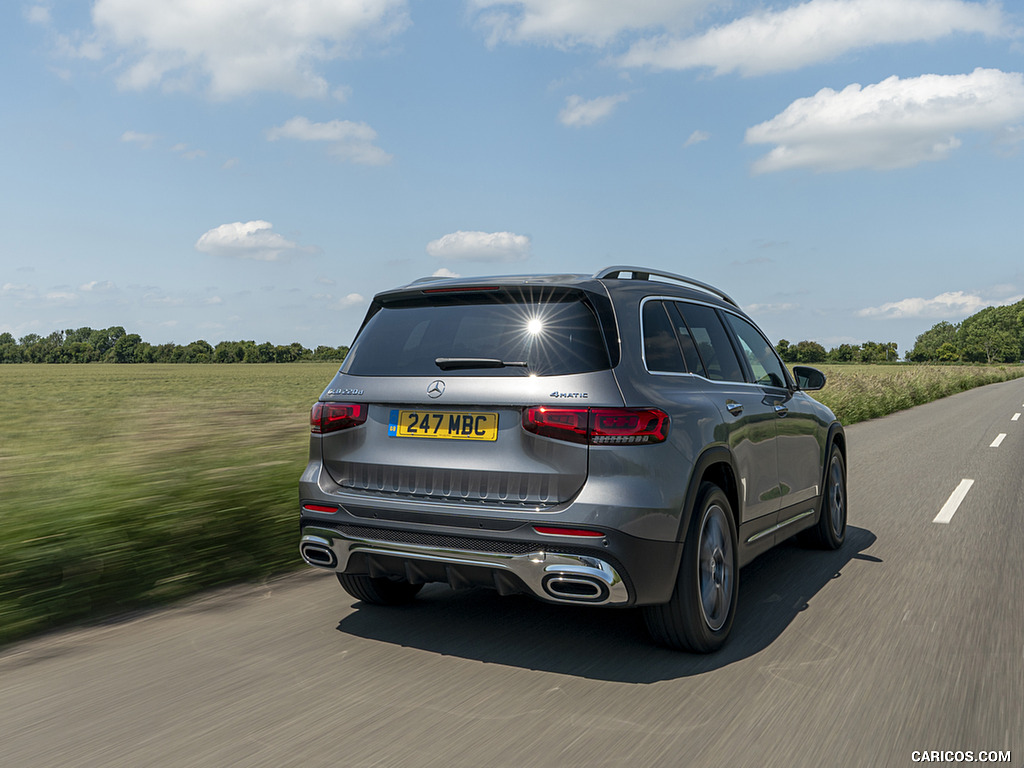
top-left (522, 407), bottom-right (669, 445)
top-left (589, 408), bottom-right (669, 444)
top-left (522, 407), bottom-right (590, 443)
top-left (311, 402), bottom-right (367, 434)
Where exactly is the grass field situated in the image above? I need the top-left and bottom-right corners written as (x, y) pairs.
top-left (0, 364), bottom-right (340, 644)
top-left (1, 361), bottom-right (1022, 645)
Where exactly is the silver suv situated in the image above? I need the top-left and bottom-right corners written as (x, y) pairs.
top-left (299, 266), bottom-right (846, 652)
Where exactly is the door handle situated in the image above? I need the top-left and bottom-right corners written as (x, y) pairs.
top-left (726, 400), bottom-right (743, 416)
top-left (774, 404), bottom-right (789, 417)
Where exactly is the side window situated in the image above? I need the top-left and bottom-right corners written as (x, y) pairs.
top-left (665, 302), bottom-right (707, 377)
top-left (671, 303), bottom-right (744, 382)
top-left (725, 314), bottom-right (789, 388)
top-left (642, 301), bottom-right (687, 373)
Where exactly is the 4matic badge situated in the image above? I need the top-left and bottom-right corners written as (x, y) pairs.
top-left (549, 391), bottom-right (589, 399)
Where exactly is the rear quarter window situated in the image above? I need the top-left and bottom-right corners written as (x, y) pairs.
top-left (642, 301), bottom-right (687, 373)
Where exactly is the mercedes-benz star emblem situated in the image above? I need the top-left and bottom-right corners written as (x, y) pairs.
top-left (427, 380), bottom-right (445, 398)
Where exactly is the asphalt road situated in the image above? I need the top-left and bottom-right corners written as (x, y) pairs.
top-left (2, 378), bottom-right (1022, 768)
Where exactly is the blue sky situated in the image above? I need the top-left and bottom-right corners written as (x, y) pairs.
top-left (3, 0), bottom-right (1023, 357)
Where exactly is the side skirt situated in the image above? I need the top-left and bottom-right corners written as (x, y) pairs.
top-left (737, 503), bottom-right (818, 566)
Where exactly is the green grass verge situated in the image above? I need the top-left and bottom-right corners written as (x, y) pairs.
top-left (2, 362), bottom-right (1022, 646)
top-left (809, 364), bottom-right (1024, 425)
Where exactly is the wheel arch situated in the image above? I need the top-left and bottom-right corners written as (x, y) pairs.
top-left (825, 422), bottom-right (847, 480)
top-left (675, 446), bottom-right (741, 543)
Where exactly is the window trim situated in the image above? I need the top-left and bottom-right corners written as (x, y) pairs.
top-left (638, 295), bottom-right (794, 390)
top-left (640, 299), bottom-right (689, 375)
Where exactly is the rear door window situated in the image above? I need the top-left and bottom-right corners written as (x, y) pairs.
top-left (670, 302), bottom-right (744, 382)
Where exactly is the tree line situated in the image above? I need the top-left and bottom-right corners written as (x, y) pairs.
top-left (0, 326), bottom-right (349, 364)
top-left (777, 298), bottom-right (1024, 365)
top-left (774, 339), bottom-right (899, 364)
top-left (907, 299), bottom-right (1024, 364)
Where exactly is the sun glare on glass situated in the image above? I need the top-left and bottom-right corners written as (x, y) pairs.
top-left (526, 317), bottom-right (544, 335)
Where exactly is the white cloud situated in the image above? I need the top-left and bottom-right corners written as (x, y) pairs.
top-left (858, 290), bottom-right (1024, 319)
top-left (746, 68), bottom-right (1024, 173)
top-left (80, 280), bottom-right (116, 292)
top-left (426, 231), bottom-right (532, 262)
top-left (195, 220), bottom-right (313, 261)
top-left (684, 130), bottom-right (710, 146)
top-left (45, 291), bottom-right (78, 304)
top-left (994, 124), bottom-right (1024, 153)
top-left (2, 282), bottom-right (27, 293)
top-left (470, 0), bottom-right (712, 46)
top-left (170, 143), bottom-right (206, 160)
top-left (85, 0), bottom-right (409, 98)
top-left (121, 130), bottom-right (158, 149)
top-left (267, 116), bottom-right (392, 165)
top-left (25, 5), bottom-right (52, 25)
top-left (559, 93), bottom-right (629, 127)
top-left (621, 0), bottom-right (1007, 76)
top-left (744, 302), bottom-right (797, 314)
top-left (432, 268), bottom-right (461, 278)
top-left (339, 293), bottom-right (366, 308)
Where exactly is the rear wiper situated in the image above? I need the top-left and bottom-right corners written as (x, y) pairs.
top-left (435, 357), bottom-right (529, 371)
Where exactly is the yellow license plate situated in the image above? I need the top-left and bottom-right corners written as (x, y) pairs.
top-left (388, 410), bottom-right (498, 441)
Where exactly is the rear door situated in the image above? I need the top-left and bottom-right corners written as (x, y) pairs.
top-left (668, 301), bottom-right (782, 525)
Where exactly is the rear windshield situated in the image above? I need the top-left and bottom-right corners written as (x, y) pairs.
top-left (341, 290), bottom-right (611, 377)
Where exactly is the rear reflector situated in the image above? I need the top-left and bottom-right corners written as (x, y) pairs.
top-left (311, 402), bottom-right (367, 434)
top-left (522, 406), bottom-right (669, 445)
top-left (303, 504), bottom-right (339, 514)
top-left (533, 526), bottom-right (604, 537)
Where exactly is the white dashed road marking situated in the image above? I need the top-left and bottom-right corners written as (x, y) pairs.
top-left (934, 479), bottom-right (975, 524)
top-left (991, 433), bottom-right (1007, 448)
top-left (1013, 413), bottom-right (1021, 421)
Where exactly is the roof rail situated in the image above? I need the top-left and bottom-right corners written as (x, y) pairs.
top-left (594, 265), bottom-right (738, 308)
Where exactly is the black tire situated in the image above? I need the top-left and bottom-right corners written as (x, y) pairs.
top-left (643, 482), bottom-right (739, 653)
top-left (336, 573), bottom-right (423, 605)
top-left (799, 444), bottom-right (847, 550)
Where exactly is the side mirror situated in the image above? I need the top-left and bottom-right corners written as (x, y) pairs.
top-left (792, 365), bottom-right (826, 391)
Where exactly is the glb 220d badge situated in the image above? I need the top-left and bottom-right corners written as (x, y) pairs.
top-left (327, 388), bottom-right (364, 396)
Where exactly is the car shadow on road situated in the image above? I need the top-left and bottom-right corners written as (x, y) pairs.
top-left (336, 525), bottom-right (877, 683)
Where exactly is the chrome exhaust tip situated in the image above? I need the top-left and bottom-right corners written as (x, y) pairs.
top-left (300, 537), bottom-right (338, 569)
top-left (542, 574), bottom-right (609, 603)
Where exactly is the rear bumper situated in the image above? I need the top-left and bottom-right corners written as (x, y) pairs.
top-left (299, 515), bottom-right (683, 606)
